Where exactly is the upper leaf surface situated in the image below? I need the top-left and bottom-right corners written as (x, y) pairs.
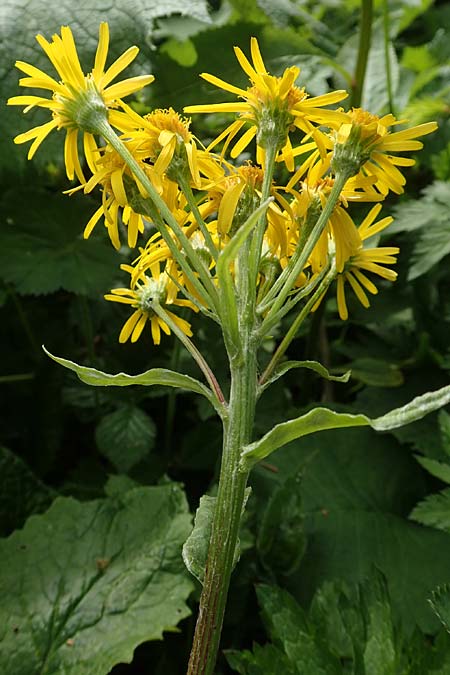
top-left (1, 0), bottom-right (210, 173)
top-left (0, 484), bottom-right (193, 674)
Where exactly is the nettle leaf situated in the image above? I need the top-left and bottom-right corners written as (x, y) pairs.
top-left (226, 643), bottom-right (295, 675)
top-left (411, 488), bottom-right (450, 532)
top-left (0, 484), bottom-right (194, 674)
top-left (440, 410), bottom-right (450, 456)
top-left (251, 427), bottom-right (450, 632)
top-left (242, 383), bottom-right (450, 467)
top-left (0, 446), bottom-right (55, 536)
top-left (95, 406), bottom-right (156, 473)
top-left (256, 584), bottom-right (341, 673)
top-left (415, 456), bottom-right (450, 484)
top-left (389, 181), bottom-right (450, 281)
top-left (257, 471), bottom-right (306, 576)
top-left (259, 360), bottom-right (350, 396)
top-left (430, 585), bottom-right (450, 633)
top-left (1, 0), bottom-right (210, 173)
top-left (362, 570), bottom-right (397, 675)
top-left (44, 348), bottom-right (222, 415)
top-left (0, 188), bottom-right (119, 296)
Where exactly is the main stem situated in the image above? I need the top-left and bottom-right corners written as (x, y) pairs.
top-left (186, 346), bottom-right (257, 675)
top-left (187, 233), bottom-right (259, 674)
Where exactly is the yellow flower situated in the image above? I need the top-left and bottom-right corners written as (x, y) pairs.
top-left (121, 105), bottom-right (207, 188)
top-left (184, 37), bottom-right (347, 162)
top-left (80, 143), bottom-right (153, 249)
top-left (8, 22), bottom-right (154, 181)
top-left (288, 169), bottom-right (380, 274)
top-left (105, 261), bottom-right (196, 344)
top-left (333, 108), bottom-right (438, 194)
top-left (335, 204), bottom-right (399, 320)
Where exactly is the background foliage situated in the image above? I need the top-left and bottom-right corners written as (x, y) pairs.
top-left (1, 0), bottom-right (450, 673)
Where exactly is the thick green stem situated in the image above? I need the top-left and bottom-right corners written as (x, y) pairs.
top-left (186, 347), bottom-right (257, 675)
top-left (350, 0), bottom-right (373, 108)
top-left (187, 231), bottom-right (259, 674)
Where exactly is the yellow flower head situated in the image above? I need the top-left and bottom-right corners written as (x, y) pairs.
top-left (332, 108), bottom-right (438, 194)
top-left (202, 162), bottom-right (265, 237)
top-left (184, 37), bottom-right (347, 163)
top-left (8, 23), bottom-right (154, 181)
top-left (105, 261), bottom-right (196, 345)
top-left (121, 105), bottom-right (207, 188)
top-left (335, 204), bottom-right (399, 320)
top-left (81, 144), bottom-right (149, 249)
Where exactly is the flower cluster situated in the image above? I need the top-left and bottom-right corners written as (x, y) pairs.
top-left (9, 26), bottom-right (437, 346)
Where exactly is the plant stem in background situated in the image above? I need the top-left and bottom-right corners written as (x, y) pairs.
top-left (350, 0), bottom-right (373, 108)
top-left (383, 0), bottom-right (395, 114)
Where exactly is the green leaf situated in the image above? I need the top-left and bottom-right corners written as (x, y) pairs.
top-left (182, 489), bottom-right (251, 584)
top-left (257, 584), bottom-right (341, 673)
top-left (410, 488), bottom-right (450, 532)
top-left (257, 471), bottom-right (306, 576)
top-left (0, 484), bottom-right (194, 674)
top-left (348, 358), bottom-right (404, 388)
top-left (440, 411), bottom-right (450, 456)
top-left (0, 446), bottom-right (55, 536)
top-left (0, 189), bottom-right (119, 296)
top-left (182, 494), bottom-right (216, 584)
top-left (362, 570), bottom-right (397, 675)
top-left (242, 408), bottom-right (369, 467)
top-left (430, 585), bottom-right (450, 633)
top-left (226, 643), bottom-right (295, 674)
top-left (253, 426), bottom-right (450, 632)
top-left (259, 360), bottom-right (350, 395)
top-left (415, 456), bottom-right (450, 484)
top-left (44, 347), bottom-right (222, 414)
top-left (1, 0), bottom-right (210, 173)
top-left (390, 182), bottom-right (450, 281)
top-left (95, 406), bottom-right (156, 472)
top-left (242, 383), bottom-right (450, 467)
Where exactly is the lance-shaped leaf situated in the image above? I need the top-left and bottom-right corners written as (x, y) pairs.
top-left (44, 347), bottom-right (223, 415)
top-left (241, 383), bottom-right (450, 467)
top-left (259, 360), bottom-right (351, 395)
top-left (0, 484), bottom-right (194, 675)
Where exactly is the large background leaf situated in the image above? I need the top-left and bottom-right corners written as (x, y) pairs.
top-left (0, 484), bottom-right (193, 674)
top-left (251, 425), bottom-right (450, 632)
top-left (0, 0), bottom-right (211, 173)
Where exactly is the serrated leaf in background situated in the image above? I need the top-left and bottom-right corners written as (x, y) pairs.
top-left (256, 584), bottom-right (341, 673)
top-left (95, 405), bottom-right (156, 472)
top-left (1, 0), bottom-right (211, 174)
top-left (411, 488), bottom-right (450, 532)
top-left (0, 484), bottom-right (193, 674)
top-left (226, 643), bottom-right (296, 675)
top-left (0, 446), bottom-right (55, 536)
top-left (257, 470), bottom-right (306, 576)
top-left (390, 182), bottom-right (450, 281)
top-left (430, 585), bottom-right (450, 634)
top-left (0, 188), bottom-right (120, 296)
top-left (251, 426), bottom-right (450, 632)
